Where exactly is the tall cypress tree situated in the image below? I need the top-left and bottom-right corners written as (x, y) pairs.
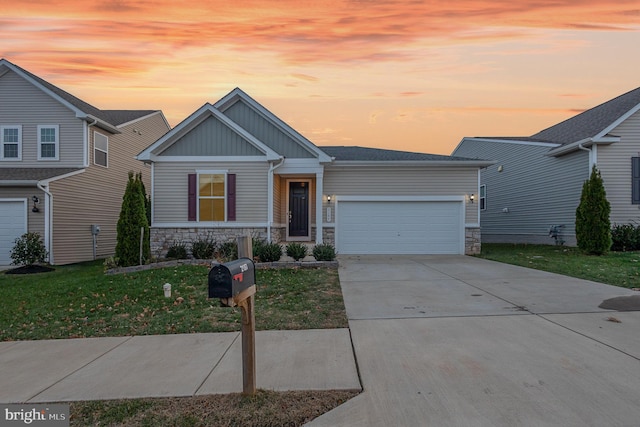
top-left (575, 165), bottom-right (611, 255)
top-left (115, 171), bottom-right (150, 266)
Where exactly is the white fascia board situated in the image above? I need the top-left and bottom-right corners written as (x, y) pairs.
top-left (594, 102), bottom-right (640, 140)
top-left (0, 180), bottom-right (39, 186)
top-left (38, 169), bottom-right (86, 185)
top-left (117, 110), bottom-right (169, 129)
top-left (85, 115), bottom-right (121, 134)
top-left (546, 137), bottom-right (593, 157)
top-left (461, 137), bottom-right (561, 148)
top-left (327, 160), bottom-right (496, 168)
top-left (335, 195), bottom-right (465, 202)
top-left (152, 222), bottom-right (268, 228)
top-left (214, 88), bottom-right (332, 162)
top-left (149, 155), bottom-right (269, 163)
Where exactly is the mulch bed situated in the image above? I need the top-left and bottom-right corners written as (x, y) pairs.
top-left (4, 265), bottom-right (55, 275)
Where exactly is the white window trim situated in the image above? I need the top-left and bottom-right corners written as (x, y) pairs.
top-left (93, 131), bottom-right (108, 167)
top-left (1, 125), bottom-right (22, 161)
top-left (480, 184), bottom-right (487, 211)
top-left (37, 125), bottom-right (60, 161)
top-left (196, 170), bottom-right (228, 222)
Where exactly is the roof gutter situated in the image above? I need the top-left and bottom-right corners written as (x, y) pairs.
top-left (326, 160), bottom-right (496, 168)
top-left (83, 114), bottom-right (121, 134)
top-left (547, 135), bottom-right (619, 157)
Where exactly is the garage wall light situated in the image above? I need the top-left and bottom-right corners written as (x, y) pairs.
top-left (470, 194), bottom-right (475, 204)
top-left (327, 195), bottom-right (332, 204)
top-left (32, 195), bottom-right (40, 213)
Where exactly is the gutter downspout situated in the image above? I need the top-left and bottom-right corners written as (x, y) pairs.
top-left (267, 157), bottom-right (285, 243)
top-left (85, 117), bottom-right (98, 167)
top-left (578, 140), bottom-right (594, 173)
top-left (36, 181), bottom-right (54, 265)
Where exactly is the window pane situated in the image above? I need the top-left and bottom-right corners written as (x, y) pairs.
top-left (40, 128), bottom-right (56, 142)
top-left (3, 128), bottom-right (18, 143)
top-left (199, 174), bottom-right (225, 197)
top-left (199, 198), bottom-right (225, 221)
top-left (41, 143), bottom-right (56, 158)
top-left (212, 175), bottom-right (225, 196)
top-left (95, 149), bottom-right (107, 166)
top-left (4, 144), bottom-right (18, 158)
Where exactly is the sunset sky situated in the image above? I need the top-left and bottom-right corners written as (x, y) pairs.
top-left (2, 1), bottom-right (639, 154)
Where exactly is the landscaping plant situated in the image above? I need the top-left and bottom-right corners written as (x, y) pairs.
top-left (313, 243), bottom-right (336, 261)
top-left (286, 242), bottom-right (308, 261)
top-left (10, 232), bottom-right (48, 265)
top-left (191, 235), bottom-right (216, 259)
top-left (575, 165), bottom-right (611, 255)
top-left (256, 242), bottom-right (282, 262)
top-left (166, 241), bottom-right (189, 259)
top-left (115, 171), bottom-right (150, 266)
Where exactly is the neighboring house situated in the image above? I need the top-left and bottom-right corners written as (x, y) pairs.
top-left (0, 59), bottom-right (170, 265)
top-left (137, 88), bottom-right (492, 256)
top-left (452, 86), bottom-right (640, 246)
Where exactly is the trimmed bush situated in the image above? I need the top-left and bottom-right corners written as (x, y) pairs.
top-left (611, 223), bottom-right (640, 252)
top-left (191, 236), bottom-right (216, 259)
top-left (286, 242), bottom-right (308, 261)
top-left (115, 171), bottom-right (150, 266)
top-left (166, 241), bottom-right (188, 259)
top-left (313, 244), bottom-right (336, 261)
top-left (257, 243), bottom-right (282, 262)
top-left (575, 165), bottom-right (611, 255)
top-left (10, 232), bottom-right (48, 265)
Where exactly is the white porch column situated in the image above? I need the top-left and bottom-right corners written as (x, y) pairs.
top-left (315, 171), bottom-right (324, 244)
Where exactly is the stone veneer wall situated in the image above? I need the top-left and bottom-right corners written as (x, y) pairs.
top-left (151, 227), bottom-right (268, 258)
top-left (465, 227), bottom-right (481, 255)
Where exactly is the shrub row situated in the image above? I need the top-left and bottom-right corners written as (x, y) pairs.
top-left (611, 223), bottom-right (640, 252)
top-left (165, 237), bottom-right (336, 262)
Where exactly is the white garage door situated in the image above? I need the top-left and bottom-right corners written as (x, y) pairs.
top-left (0, 200), bottom-right (27, 264)
top-left (336, 199), bottom-right (464, 254)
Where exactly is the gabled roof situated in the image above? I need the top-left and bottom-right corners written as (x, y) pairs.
top-left (0, 59), bottom-right (164, 133)
top-left (136, 103), bottom-right (281, 161)
top-left (531, 86), bottom-right (640, 145)
top-left (321, 146), bottom-right (494, 167)
top-left (215, 88), bottom-right (332, 163)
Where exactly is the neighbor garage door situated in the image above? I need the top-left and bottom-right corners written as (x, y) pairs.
top-left (336, 199), bottom-right (464, 254)
top-left (0, 200), bottom-right (27, 264)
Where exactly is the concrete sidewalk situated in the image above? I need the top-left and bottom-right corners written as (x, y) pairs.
top-left (0, 329), bottom-right (361, 403)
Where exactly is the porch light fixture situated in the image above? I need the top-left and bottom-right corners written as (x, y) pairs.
top-left (32, 196), bottom-right (40, 213)
top-left (327, 195), bottom-right (332, 204)
top-left (470, 194), bottom-right (475, 204)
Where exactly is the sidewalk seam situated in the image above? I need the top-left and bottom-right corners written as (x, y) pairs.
top-left (193, 332), bottom-right (241, 396)
top-left (26, 336), bottom-right (134, 402)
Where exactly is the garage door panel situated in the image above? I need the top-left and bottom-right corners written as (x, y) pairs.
top-left (337, 200), bottom-right (463, 255)
top-left (0, 200), bottom-right (27, 264)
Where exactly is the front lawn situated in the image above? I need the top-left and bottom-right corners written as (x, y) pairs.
top-left (0, 262), bottom-right (348, 341)
top-left (478, 243), bottom-right (640, 289)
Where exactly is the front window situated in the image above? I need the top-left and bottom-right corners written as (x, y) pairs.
top-left (38, 125), bottom-right (59, 160)
top-left (94, 131), bottom-right (108, 167)
top-left (480, 184), bottom-right (486, 211)
top-left (1, 125), bottom-right (21, 160)
top-left (199, 174), bottom-right (226, 221)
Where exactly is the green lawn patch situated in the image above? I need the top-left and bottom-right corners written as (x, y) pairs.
top-left (0, 262), bottom-right (348, 341)
top-left (478, 243), bottom-right (640, 289)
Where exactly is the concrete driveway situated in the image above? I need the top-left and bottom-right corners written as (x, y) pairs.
top-left (309, 255), bottom-right (640, 427)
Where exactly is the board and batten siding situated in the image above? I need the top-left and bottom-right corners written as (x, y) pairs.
top-left (0, 69), bottom-right (85, 167)
top-left (455, 139), bottom-right (589, 244)
top-left (322, 166), bottom-right (479, 225)
top-left (597, 109), bottom-right (640, 226)
top-left (223, 101), bottom-right (315, 158)
top-left (153, 161), bottom-right (270, 224)
top-left (48, 112), bottom-right (169, 265)
top-left (160, 115), bottom-right (264, 157)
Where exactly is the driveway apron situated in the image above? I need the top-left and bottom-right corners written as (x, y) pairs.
top-left (308, 255), bottom-right (640, 427)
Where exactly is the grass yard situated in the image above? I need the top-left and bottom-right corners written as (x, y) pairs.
top-left (0, 262), bottom-right (348, 341)
top-left (478, 243), bottom-right (640, 289)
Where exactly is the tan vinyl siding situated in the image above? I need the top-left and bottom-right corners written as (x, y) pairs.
top-left (598, 109), bottom-right (640, 225)
top-left (223, 101), bottom-right (315, 158)
top-left (273, 174), bottom-right (282, 224)
top-left (0, 187), bottom-right (45, 236)
top-left (323, 166), bottom-right (478, 224)
top-left (0, 69), bottom-right (84, 167)
top-left (153, 161), bottom-right (269, 223)
top-left (49, 112), bottom-right (170, 265)
top-left (160, 116), bottom-right (264, 156)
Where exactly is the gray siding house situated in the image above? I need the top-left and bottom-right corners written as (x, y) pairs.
top-left (137, 88), bottom-right (493, 256)
top-left (452, 86), bottom-right (640, 245)
top-left (0, 59), bottom-right (170, 265)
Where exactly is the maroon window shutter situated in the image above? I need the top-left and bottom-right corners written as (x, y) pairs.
top-left (188, 174), bottom-right (197, 221)
top-left (227, 173), bottom-right (236, 221)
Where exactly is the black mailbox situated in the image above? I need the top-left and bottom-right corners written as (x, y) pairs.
top-left (208, 258), bottom-right (255, 299)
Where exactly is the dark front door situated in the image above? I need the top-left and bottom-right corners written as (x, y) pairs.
top-left (288, 181), bottom-right (309, 237)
